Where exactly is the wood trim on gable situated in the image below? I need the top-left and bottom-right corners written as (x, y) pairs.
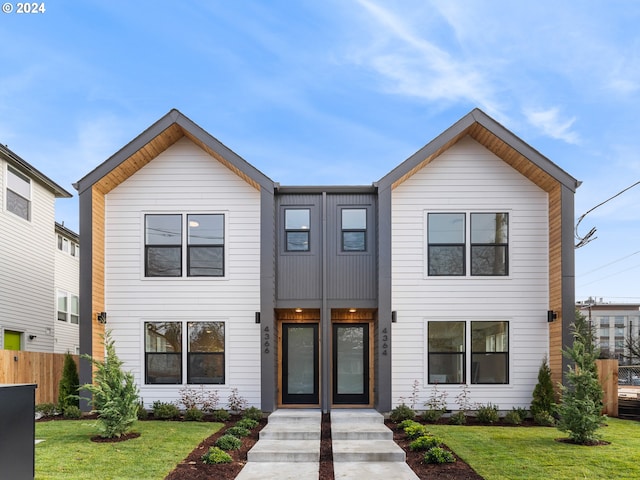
top-left (91, 186), bottom-right (106, 362)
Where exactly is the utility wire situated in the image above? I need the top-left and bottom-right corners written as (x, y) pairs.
top-left (578, 249), bottom-right (640, 276)
top-left (575, 179), bottom-right (640, 248)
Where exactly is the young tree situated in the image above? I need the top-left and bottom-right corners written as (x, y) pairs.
top-left (58, 352), bottom-right (79, 411)
top-left (81, 331), bottom-right (140, 438)
top-left (557, 310), bottom-right (605, 444)
top-left (530, 355), bottom-right (556, 419)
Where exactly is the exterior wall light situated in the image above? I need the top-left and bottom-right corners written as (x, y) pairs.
top-left (97, 312), bottom-right (107, 324)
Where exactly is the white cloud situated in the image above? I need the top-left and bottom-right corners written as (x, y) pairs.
top-left (523, 107), bottom-right (580, 145)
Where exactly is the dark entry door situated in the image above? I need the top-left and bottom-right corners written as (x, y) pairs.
top-left (333, 323), bottom-right (369, 404)
top-left (282, 323), bottom-right (319, 404)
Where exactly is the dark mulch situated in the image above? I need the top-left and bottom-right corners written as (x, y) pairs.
top-left (91, 432), bottom-right (141, 443)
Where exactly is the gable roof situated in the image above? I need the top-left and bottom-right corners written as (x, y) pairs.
top-left (74, 109), bottom-right (275, 195)
top-left (377, 108), bottom-right (580, 193)
top-left (0, 144), bottom-right (72, 198)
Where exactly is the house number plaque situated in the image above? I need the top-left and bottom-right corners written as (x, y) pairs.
top-left (263, 326), bottom-right (270, 354)
top-left (381, 327), bottom-right (389, 356)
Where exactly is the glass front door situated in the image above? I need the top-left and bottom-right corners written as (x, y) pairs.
top-left (333, 323), bottom-right (369, 405)
top-left (282, 323), bottom-right (319, 404)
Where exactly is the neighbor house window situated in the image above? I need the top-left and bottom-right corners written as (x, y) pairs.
top-left (57, 290), bottom-right (68, 322)
top-left (427, 321), bottom-right (465, 384)
top-left (57, 291), bottom-right (79, 324)
top-left (7, 166), bottom-right (31, 220)
top-left (187, 322), bottom-right (225, 384)
top-left (427, 320), bottom-right (509, 384)
top-left (187, 214), bottom-right (224, 276)
top-left (341, 208), bottom-right (367, 251)
top-left (427, 212), bottom-right (509, 276)
top-left (145, 215), bottom-right (182, 276)
top-left (145, 321), bottom-right (225, 385)
top-left (285, 209), bottom-right (310, 251)
top-left (145, 322), bottom-right (182, 384)
top-left (70, 295), bottom-right (79, 324)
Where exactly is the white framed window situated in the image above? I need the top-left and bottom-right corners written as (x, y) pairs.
top-left (144, 213), bottom-right (225, 277)
top-left (57, 290), bottom-right (68, 322)
top-left (144, 320), bottom-right (225, 385)
top-left (57, 235), bottom-right (79, 257)
top-left (6, 165), bottom-right (31, 221)
top-left (57, 291), bottom-right (79, 324)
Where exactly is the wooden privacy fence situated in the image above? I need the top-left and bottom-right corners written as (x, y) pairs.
top-left (0, 350), bottom-right (79, 405)
top-left (596, 359), bottom-right (618, 417)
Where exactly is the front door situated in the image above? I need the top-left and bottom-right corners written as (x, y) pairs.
top-left (282, 323), bottom-right (319, 405)
top-left (333, 323), bottom-right (369, 405)
top-left (3, 330), bottom-right (21, 351)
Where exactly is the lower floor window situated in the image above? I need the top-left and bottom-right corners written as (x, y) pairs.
top-left (428, 320), bottom-right (509, 384)
top-left (145, 321), bottom-right (225, 385)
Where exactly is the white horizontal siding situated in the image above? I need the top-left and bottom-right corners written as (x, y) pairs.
top-left (105, 137), bottom-right (261, 407)
top-left (54, 244), bottom-right (80, 354)
top-left (391, 136), bottom-right (549, 410)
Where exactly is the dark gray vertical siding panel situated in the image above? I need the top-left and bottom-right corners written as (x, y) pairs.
top-left (78, 188), bottom-right (93, 411)
top-left (560, 185), bottom-right (576, 386)
top-left (276, 194), bottom-right (323, 301)
top-left (376, 186), bottom-right (392, 412)
top-left (326, 193), bottom-right (378, 301)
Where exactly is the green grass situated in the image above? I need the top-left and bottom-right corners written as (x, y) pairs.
top-left (428, 417), bottom-right (640, 480)
top-left (35, 420), bottom-right (222, 480)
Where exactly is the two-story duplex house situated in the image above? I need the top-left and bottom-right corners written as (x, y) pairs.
top-left (75, 109), bottom-right (579, 412)
top-left (1, 144), bottom-right (75, 353)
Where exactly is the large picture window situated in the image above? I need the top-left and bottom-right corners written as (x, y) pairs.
top-left (145, 213), bottom-right (225, 277)
top-left (341, 208), bottom-right (367, 252)
top-left (285, 209), bottom-right (310, 252)
top-left (6, 166), bottom-right (31, 220)
top-left (428, 320), bottom-right (509, 385)
top-left (427, 212), bottom-right (508, 276)
top-left (145, 321), bottom-right (225, 385)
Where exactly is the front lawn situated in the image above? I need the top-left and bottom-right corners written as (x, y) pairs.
top-left (428, 417), bottom-right (640, 480)
top-left (35, 420), bottom-right (222, 480)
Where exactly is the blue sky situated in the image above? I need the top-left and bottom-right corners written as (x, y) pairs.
top-left (2, 1), bottom-right (639, 302)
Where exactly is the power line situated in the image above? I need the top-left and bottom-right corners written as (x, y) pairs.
top-left (578, 249), bottom-right (640, 276)
top-left (577, 262), bottom-right (640, 287)
top-left (575, 179), bottom-right (640, 248)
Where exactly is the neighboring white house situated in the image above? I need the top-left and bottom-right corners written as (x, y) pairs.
top-left (75, 109), bottom-right (579, 413)
top-left (0, 144), bottom-right (74, 352)
top-left (54, 222), bottom-right (80, 354)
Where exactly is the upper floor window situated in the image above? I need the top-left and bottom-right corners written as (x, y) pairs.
top-left (341, 208), bottom-right (367, 252)
top-left (7, 166), bottom-right (31, 221)
top-left (427, 212), bottom-right (508, 276)
top-left (57, 291), bottom-right (79, 324)
top-left (145, 213), bottom-right (224, 277)
top-left (285, 209), bottom-right (310, 252)
top-left (57, 235), bottom-right (79, 257)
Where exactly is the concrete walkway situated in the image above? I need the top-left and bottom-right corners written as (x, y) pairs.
top-left (236, 408), bottom-right (418, 480)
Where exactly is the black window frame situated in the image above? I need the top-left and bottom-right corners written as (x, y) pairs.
top-left (6, 165), bottom-right (31, 221)
top-left (427, 213), bottom-right (466, 276)
top-left (470, 213), bottom-right (509, 276)
top-left (427, 321), bottom-right (466, 384)
top-left (187, 321), bottom-right (225, 384)
top-left (145, 214), bottom-right (183, 277)
top-left (341, 208), bottom-right (367, 252)
top-left (470, 321), bottom-right (509, 384)
top-left (187, 214), bottom-right (225, 277)
top-left (144, 322), bottom-right (183, 385)
top-left (284, 208), bottom-right (311, 252)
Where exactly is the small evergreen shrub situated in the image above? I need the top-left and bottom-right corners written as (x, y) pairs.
top-left (404, 423), bottom-right (429, 440)
top-left (63, 405), bottom-right (82, 419)
top-left (185, 407), bottom-right (204, 422)
top-left (504, 409), bottom-right (523, 425)
top-left (475, 403), bottom-right (499, 424)
top-left (215, 434), bottom-right (242, 451)
top-left (36, 403), bottom-right (58, 417)
top-left (534, 410), bottom-right (556, 426)
top-left (58, 353), bottom-right (79, 411)
top-left (152, 401), bottom-right (180, 420)
top-left (236, 418), bottom-right (259, 430)
top-left (424, 447), bottom-right (455, 464)
top-left (531, 356), bottom-right (557, 417)
top-left (409, 435), bottom-right (441, 451)
top-left (226, 426), bottom-right (250, 438)
top-left (513, 407), bottom-right (528, 421)
top-left (398, 419), bottom-right (420, 430)
top-left (448, 411), bottom-right (467, 425)
top-left (242, 406), bottom-right (263, 421)
top-left (390, 403), bottom-right (415, 423)
top-left (202, 446), bottom-right (232, 464)
top-left (212, 409), bottom-right (231, 422)
top-left (137, 402), bottom-right (149, 420)
top-left (227, 388), bottom-right (248, 414)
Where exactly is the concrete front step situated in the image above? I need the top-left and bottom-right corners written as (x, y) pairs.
top-left (330, 409), bottom-right (384, 424)
top-left (247, 439), bottom-right (320, 462)
top-left (331, 422), bottom-right (392, 440)
top-left (332, 439), bottom-right (406, 462)
top-left (259, 421), bottom-right (321, 440)
top-left (236, 462), bottom-right (319, 480)
top-left (333, 462), bottom-right (419, 480)
top-left (266, 409), bottom-right (322, 424)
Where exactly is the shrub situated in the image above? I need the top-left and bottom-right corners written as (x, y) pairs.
top-left (58, 353), bottom-right (79, 411)
top-left (390, 403), bottom-right (415, 423)
top-left (533, 410), bottom-right (556, 426)
top-left (178, 385), bottom-right (219, 413)
top-left (236, 418), bottom-right (259, 430)
top-left (63, 405), bottom-right (82, 419)
top-left (226, 426), bottom-right (250, 438)
top-left (36, 403), bottom-right (58, 417)
top-left (475, 402), bottom-right (499, 424)
top-left (404, 423), bottom-right (429, 440)
top-left (215, 434), bottom-right (242, 451)
top-left (504, 409), bottom-right (523, 425)
top-left (202, 446), bottom-right (232, 464)
top-left (424, 447), bottom-right (456, 464)
top-left (227, 388), bottom-right (248, 414)
top-left (398, 419), bottom-right (419, 430)
top-left (185, 407), bottom-right (204, 422)
top-left (531, 356), bottom-right (557, 417)
top-left (152, 401), bottom-right (180, 420)
top-left (243, 406), bottom-right (263, 421)
top-left (212, 409), bottom-right (231, 422)
top-left (449, 411), bottom-right (467, 425)
top-left (513, 407), bottom-right (528, 421)
top-left (409, 435), bottom-right (441, 451)
top-left (422, 383), bottom-right (448, 423)
top-left (137, 402), bottom-right (149, 420)
top-left (80, 332), bottom-right (139, 438)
